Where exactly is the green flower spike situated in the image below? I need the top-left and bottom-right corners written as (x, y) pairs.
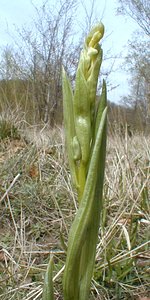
top-left (62, 22), bottom-right (107, 300)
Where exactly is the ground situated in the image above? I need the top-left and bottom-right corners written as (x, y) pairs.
top-left (0, 126), bottom-right (150, 299)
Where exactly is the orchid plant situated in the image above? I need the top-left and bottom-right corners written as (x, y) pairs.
top-left (43, 22), bottom-right (107, 300)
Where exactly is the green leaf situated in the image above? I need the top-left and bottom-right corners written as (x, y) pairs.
top-left (63, 107), bottom-right (107, 300)
top-left (94, 79), bottom-right (107, 138)
top-left (62, 67), bottom-right (78, 189)
top-left (43, 256), bottom-right (54, 300)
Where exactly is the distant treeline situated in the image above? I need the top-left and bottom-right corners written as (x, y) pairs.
top-left (108, 101), bottom-right (150, 135)
top-left (0, 78), bottom-right (149, 134)
top-left (0, 78), bottom-right (62, 125)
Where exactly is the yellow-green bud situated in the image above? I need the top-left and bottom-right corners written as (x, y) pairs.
top-left (72, 136), bottom-right (82, 161)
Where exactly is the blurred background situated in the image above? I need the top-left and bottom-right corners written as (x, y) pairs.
top-left (0, 0), bottom-right (149, 133)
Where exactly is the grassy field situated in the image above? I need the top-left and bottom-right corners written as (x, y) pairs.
top-left (0, 124), bottom-right (150, 300)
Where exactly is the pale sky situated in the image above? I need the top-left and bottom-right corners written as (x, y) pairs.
top-left (0, 0), bottom-right (139, 103)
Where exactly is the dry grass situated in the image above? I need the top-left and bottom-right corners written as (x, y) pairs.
top-left (0, 125), bottom-right (149, 299)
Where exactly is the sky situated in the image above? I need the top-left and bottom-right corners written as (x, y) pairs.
top-left (0, 0), bottom-right (139, 104)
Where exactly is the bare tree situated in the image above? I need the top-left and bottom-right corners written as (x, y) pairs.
top-left (0, 0), bottom-right (80, 125)
top-left (123, 38), bottom-right (150, 129)
top-left (117, 0), bottom-right (150, 35)
top-left (27, 0), bottom-right (79, 125)
top-left (117, 0), bottom-right (150, 131)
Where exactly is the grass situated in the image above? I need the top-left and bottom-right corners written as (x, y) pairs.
top-left (0, 124), bottom-right (150, 300)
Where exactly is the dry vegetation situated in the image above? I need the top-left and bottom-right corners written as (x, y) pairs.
top-left (0, 121), bottom-right (149, 300)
